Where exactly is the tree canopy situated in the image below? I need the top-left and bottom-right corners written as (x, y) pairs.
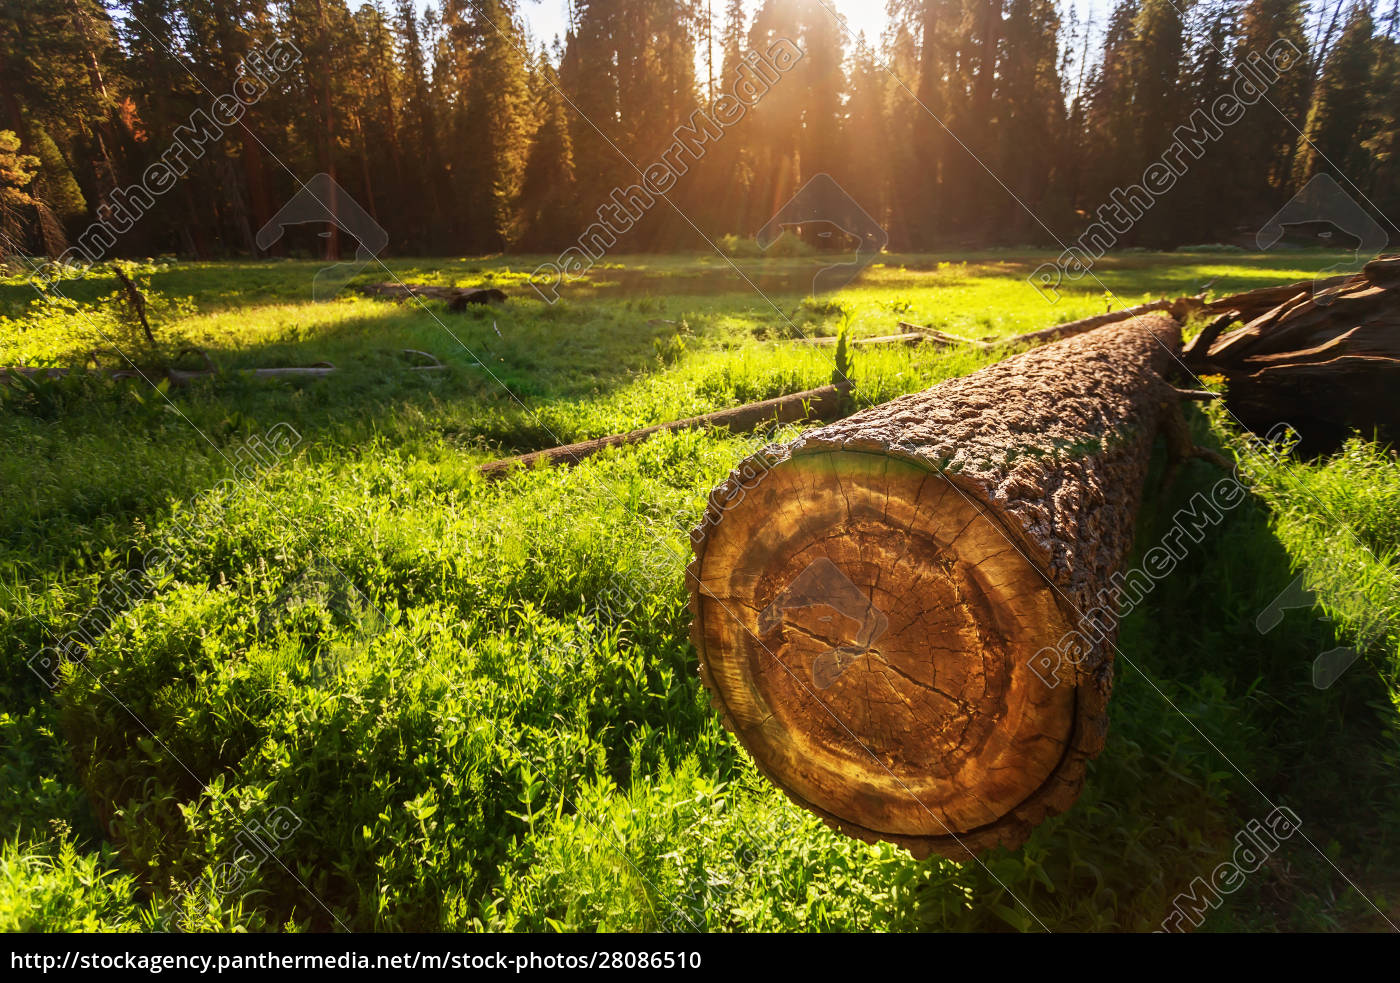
top-left (1, 0), bottom-right (1395, 261)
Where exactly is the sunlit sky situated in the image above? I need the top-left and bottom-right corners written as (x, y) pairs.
top-left (504, 2), bottom-right (1128, 100)
top-left (514, 1), bottom-right (1115, 52)
top-left (516, 0), bottom-right (894, 48)
top-left (357, 2), bottom-right (1338, 82)
top-left (354, 2), bottom-right (1123, 56)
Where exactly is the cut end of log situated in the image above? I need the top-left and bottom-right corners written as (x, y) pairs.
top-left (688, 450), bottom-right (1079, 857)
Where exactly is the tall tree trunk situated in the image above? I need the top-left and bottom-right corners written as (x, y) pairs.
top-left (210, 0), bottom-right (273, 253)
top-left (354, 113), bottom-right (377, 222)
top-left (0, 50), bottom-right (30, 148)
top-left (66, 0), bottom-right (120, 206)
top-left (971, 0), bottom-right (1002, 240)
top-left (313, 0), bottom-right (339, 261)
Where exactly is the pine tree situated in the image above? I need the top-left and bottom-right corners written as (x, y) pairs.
top-left (561, 0), bottom-right (632, 240)
top-left (561, 0), bottom-right (704, 249)
top-left (1231, 0), bottom-right (1311, 215)
top-left (26, 120), bottom-right (85, 226)
top-left (938, 0), bottom-right (1005, 239)
top-left (0, 128), bottom-right (46, 255)
top-left (0, 0), bottom-right (1384, 257)
top-left (176, 0), bottom-right (279, 253)
top-left (517, 53), bottom-right (576, 248)
top-left (0, 0), bottom-right (108, 245)
top-left (885, 10), bottom-right (932, 248)
top-left (347, 2), bottom-right (405, 227)
top-left (1126, 0), bottom-right (1191, 244)
top-left (743, 0), bottom-right (845, 246)
top-left (1293, 1), bottom-right (1376, 188)
top-left (993, 0), bottom-right (1068, 242)
top-left (842, 33), bottom-right (889, 237)
top-left (395, 0), bottom-right (452, 251)
top-left (1362, 3), bottom-right (1400, 229)
top-left (451, 0), bottom-right (533, 252)
top-left (703, 0), bottom-right (755, 235)
top-left (1177, 0), bottom-right (1239, 239)
top-left (281, 0), bottom-right (351, 261)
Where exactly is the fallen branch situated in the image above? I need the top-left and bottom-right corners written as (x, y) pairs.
top-left (356, 282), bottom-right (506, 310)
top-left (111, 264), bottom-right (159, 350)
top-left (1, 350), bottom-right (444, 388)
top-left (479, 384), bottom-right (852, 480)
top-left (994, 298), bottom-right (1177, 346)
top-left (797, 331), bottom-right (933, 348)
top-left (1200, 272), bottom-right (1354, 319)
top-left (877, 298), bottom-right (1176, 352)
top-left (888, 324), bottom-right (995, 348)
top-left (1179, 311), bottom-right (1238, 362)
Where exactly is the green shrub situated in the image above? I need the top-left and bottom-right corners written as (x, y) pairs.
top-left (0, 836), bottom-right (143, 932)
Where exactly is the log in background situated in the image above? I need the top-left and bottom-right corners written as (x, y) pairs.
top-left (687, 313), bottom-right (1184, 859)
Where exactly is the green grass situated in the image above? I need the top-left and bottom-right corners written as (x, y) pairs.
top-left (0, 249), bottom-right (1396, 931)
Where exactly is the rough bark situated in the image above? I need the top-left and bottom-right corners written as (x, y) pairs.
top-left (687, 313), bottom-right (1184, 860)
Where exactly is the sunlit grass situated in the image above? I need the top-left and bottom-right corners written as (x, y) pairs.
top-left (1, 250), bottom-right (1395, 931)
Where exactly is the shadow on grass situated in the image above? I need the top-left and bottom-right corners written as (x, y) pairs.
top-left (996, 424), bottom-right (1400, 931)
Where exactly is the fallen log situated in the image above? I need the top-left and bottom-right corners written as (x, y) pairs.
top-left (1195, 257), bottom-right (1399, 321)
top-left (480, 384), bottom-right (852, 480)
top-left (1188, 257), bottom-right (1400, 454)
top-left (1200, 272), bottom-right (1353, 320)
top-left (987, 298), bottom-right (1178, 347)
top-left (356, 282), bottom-right (506, 310)
top-left (1364, 255), bottom-right (1400, 288)
top-left (884, 298), bottom-right (1176, 351)
top-left (0, 363), bottom-right (341, 388)
top-left (1, 349), bottom-right (443, 389)
top-left (687, 314), bottom-right (1186, 860)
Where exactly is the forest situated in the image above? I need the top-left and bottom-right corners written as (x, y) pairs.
top-left (2, 0), bottom-right (1399, 262)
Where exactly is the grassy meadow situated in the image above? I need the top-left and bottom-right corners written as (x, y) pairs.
top-left (0, 249), bottom-right (1397, 932)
